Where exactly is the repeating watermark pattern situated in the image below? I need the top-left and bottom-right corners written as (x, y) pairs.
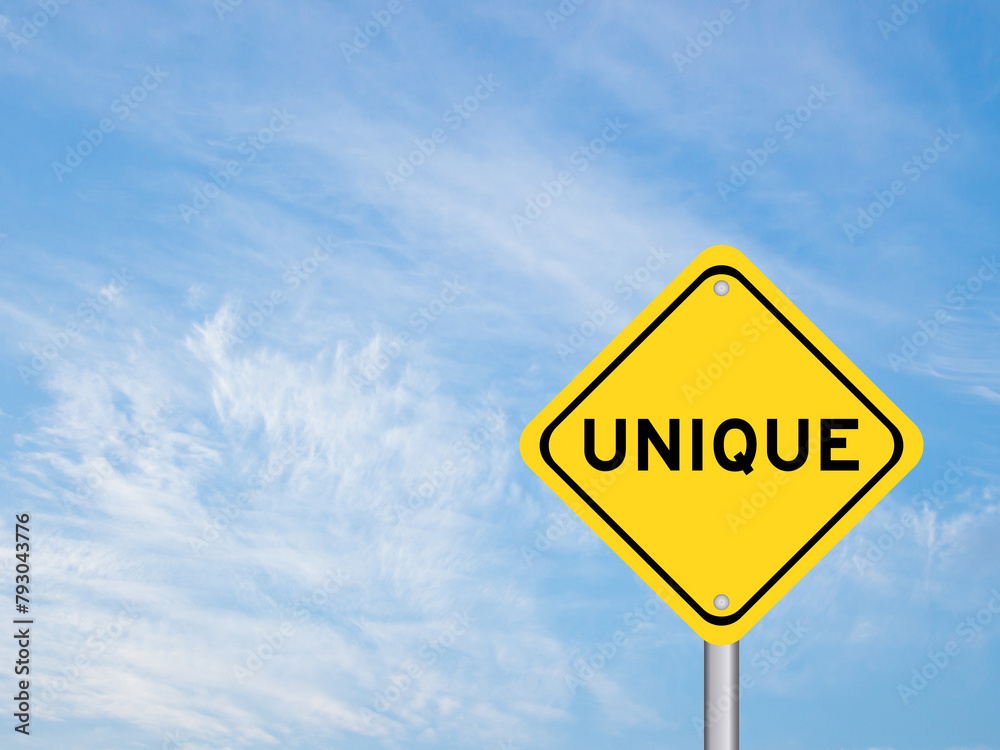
top-left (37, 601), bottom-right (141, 709)
top-left (5, 0), bottom-right (72, 53)
top-left (564, 594), bottom-right (657, 694)
top-left (352, 278), bottom-right (470, 387)
top-left (52, 66), bottom-right (169, 182)
top-left (887, 256), bottom-right (997, 371)
top-left (407, 280), bottom-right (468, 333)
top-left (233, 570), bottom-right (348, 684)
top-left (724, 426), bottom-right (825, 533)
top-left (693, 619), bottom-right (810, 737)
top-left (908, 459), bottom-right (971, 510)
top-left (673, 0), bottom-right (752, 72)
top-left (188, 437), bottom-right (303, 552)
top-left (545, 0), bottom-right (587, 30)
top-left (747, 620), bottom-right (810, 674)
top-left (385, 407), bottom-right (506, 524)
top-left (624, 589), bottom-right (675, 629)
top-left (681, 295), bottom-right (796, 404)
top-left (555, 246), bottom-right (672, 361)
top-left (236, 621), bottom-right (294, 683)
top-left (161, 727), bottom-right (189, 750)
top-left (509, 118), bottom-right (627, 233)
top-left (64, 395), bottom-right (175, 511)
top-left (213, 0), bottom-right (246, 21)
top-left (384, 75), bottom-right (501, 190)
top-left (725, 469), bottom-right (790, 533)
top-left (563, 586), bottom-right (678, 695)
top-left (896, 589), bottom-right (1000, 705)
top-left (842, 127), bottom-right (960, 243)
top-left (716, 85), bottom-right (832, 201)
top-left (341, 0), bottom-right (407, 62)
top-left (519, 454), bottom-right (646, 567)
top-left (359, 610), bottom-right (474, 726)
top-left (851, 508), bottom-right (917, 575)
top-left (542, 454), bottom-right (641, 527)
top-left (520, 510), bottom-right (577, 565)
top-left (18, 267), bottom-right (134, 384)
top-left (178, 107), bottom-right (295, 222)
top-left (878, 0), bottom-right (930, 40)
top-left (220, 238), bottom-right (332, 348)
top-left (564, 630), bottom-right (628, 694)
top-left (851, 458), bottom-right (971, 575)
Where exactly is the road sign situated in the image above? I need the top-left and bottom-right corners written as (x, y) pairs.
top-left (520, 245), bottom-right (922, 644)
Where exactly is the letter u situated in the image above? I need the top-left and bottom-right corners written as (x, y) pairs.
top-left (584, 419), bottom-right (626, 471)
top-left (767, 419), bottom-right (809, 470)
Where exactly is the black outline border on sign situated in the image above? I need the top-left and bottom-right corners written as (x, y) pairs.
top-left (539, 265), bottom-right (904, 626)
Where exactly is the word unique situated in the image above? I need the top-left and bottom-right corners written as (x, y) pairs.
top-left (582, 418), bottom-right (859, 475)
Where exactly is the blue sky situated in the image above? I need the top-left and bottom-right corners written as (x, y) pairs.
top-left (0, 0), bottom-right (998, 748)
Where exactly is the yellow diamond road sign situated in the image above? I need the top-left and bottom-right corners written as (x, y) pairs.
top-left (520, 245), bottom-right (923, 644)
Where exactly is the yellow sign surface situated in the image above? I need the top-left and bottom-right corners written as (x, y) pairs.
top-left (520, 246), bottom-right (922, 644)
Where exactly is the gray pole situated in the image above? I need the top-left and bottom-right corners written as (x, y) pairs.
top-left (704, 641), bottom-right (739, 750)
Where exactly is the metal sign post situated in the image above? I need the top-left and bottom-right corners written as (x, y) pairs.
top-left (704, 641), bottom-right (738, 750)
